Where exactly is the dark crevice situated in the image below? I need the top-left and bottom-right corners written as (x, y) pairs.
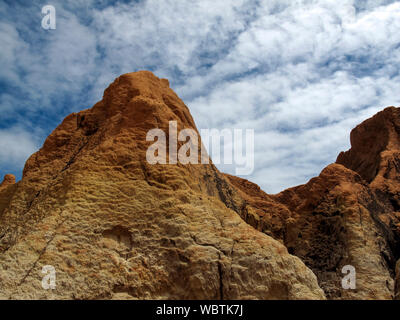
top-left (368, 209), bottom-right (400, 278)
top-left (17, 216), bottom-right (67, 288)
top-left (61, 139), bottom-right (89, 172)
top-left (218, 259), bottom-right (224, 300)
top-left (210, 165), bottom-right (238, 213)
top-left (189, 233), bottom-right (221, 252)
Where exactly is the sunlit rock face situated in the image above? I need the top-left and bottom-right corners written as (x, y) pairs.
top-left (0, 71), bottom-right (324, 300)
top-left (1, 71), bottom-right (399, 300)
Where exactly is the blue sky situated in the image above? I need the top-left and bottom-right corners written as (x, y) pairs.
top-left (1, 0), bottom-right (400, 193)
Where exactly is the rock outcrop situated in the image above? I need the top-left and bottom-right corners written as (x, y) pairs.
top-left (1, 71), bottom-right (399, 300)
top-left (336, 107), bottom-right (400, 299)
top-left (229, 107), bottom-right (400, 299)
top-left (0, 71), bottom-right (324, 300)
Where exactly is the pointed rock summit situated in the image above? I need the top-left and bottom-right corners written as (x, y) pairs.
top-left (337, 106), bottom-right (400, 183)
top-left (0, 71), bottom-right (324, 300)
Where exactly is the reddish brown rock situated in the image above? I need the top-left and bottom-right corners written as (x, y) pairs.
top-left (0, 174), bottom-right (15, 189)
top-left (274, 164), bottom-right (395, 299)
top-left (2, 70), bottom-right (399, 300)
top-left (230, 107), bottom-right (400, 299)
top-left (226, 165), bottom-right (396, 299)
top-left (336, 107), bottom-right (400, 184)
top-left (335, 106), bottom-right (400, 299)
top-left (224, 173), bottom-right (291, 242)
top-left (0, 174), bottom-right (17, 219)
top-left (0, 71), bottom-right (324, 300)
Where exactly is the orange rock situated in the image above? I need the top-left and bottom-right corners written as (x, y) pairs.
top-left (1, 70), bottom-right (399, 300)
top-left (0, 71), bottom-right (324, 300)
top-left (234, 108), bottom-right (400, 299)
top-left (0, 174), bottom-right (15, 189)
top-left (337, 107), bottom-right (400, 183)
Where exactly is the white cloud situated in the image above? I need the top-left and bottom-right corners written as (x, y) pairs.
top-left (0, 127), bottom-right (40, 177)
top-left (1, 0), bottom-right (400, 192)
top-left (182, 1), bottom-right (400, 192)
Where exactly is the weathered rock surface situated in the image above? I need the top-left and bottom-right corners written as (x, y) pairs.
top-left (0, 174), bottom-right (15, 189)
top-left (1, 71), bottom-right (399, 300)
top-left (273, 164), bottom-right (395, 299)
top-left (0, 71), bottom-right (324, 300)
top-left (336, 107), bottom-right (400, 299)
top-left (229, 107), bottom-right (400, 299)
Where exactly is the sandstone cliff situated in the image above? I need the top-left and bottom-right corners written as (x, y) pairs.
top-left (0, 71), bottom-right (398, 300)
top-left (0, 71), bottom-right (324, 299)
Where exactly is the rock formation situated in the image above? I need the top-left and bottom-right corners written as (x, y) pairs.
top-left (0, 71), bottom-right (324, 299)
top-left (0, 71), bottom-right (398, 300)
top-left (229, 107), bottom-right (400, 299)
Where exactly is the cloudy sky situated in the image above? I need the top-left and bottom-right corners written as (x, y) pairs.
top-left (1, 0), bottom-right (400, 193)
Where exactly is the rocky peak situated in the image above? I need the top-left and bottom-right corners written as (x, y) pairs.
top-left (0, 71), bottom-right (325, 300)
top-left (101, 71), bottom-right (196, 129)
top-left (2, 71), bottom-right (399, 300)
top-left (22, 71), bottom-right (197, 181)
top-left (336, 106), bottom-right (400, 183)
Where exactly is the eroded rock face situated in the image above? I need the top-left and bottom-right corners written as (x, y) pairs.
top-left (336, 107), bottom-right (400, 299)
top-left (336, 107), bottom-right (400, 184)
top-left (2, 71), bottom-right (399, 300)
top-left (230, 107), bottom-right (400, 299)
top-left (0, 71), bottom-right (324, 300)
top-left (273, 164), bottom-right (395, 299)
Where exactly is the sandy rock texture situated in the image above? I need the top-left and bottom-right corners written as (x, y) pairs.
top-left (1, 71), bottom-right (399, 300)
top-left (0, 71), bottom-right (324, 300)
